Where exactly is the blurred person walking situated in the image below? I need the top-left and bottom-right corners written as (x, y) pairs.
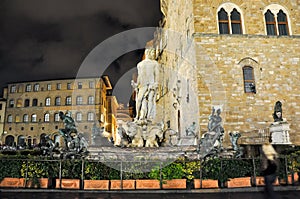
top-left (261, 143), bottom-right (279, 199)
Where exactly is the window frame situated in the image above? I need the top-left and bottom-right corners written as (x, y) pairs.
top-left (44, 113), bottom-right (50, 122)
top-left (45, 97), bottom-right (51, 106)
top-left (217, 3), bottom-right (244, 35)
top-left (55, 97), bottom-right (61, 106)
top-left (25, 84), bottom-right (32, 92)
top-left (87, 112), bottom-right (95, 122)
top-left (88, 96), bottom-right (95, 105)
top-left (76, 96), bottom-right (83, 105)
top-left (66, 96), bottom-right (72, 105)
top-left (23, 114), bottom-right (29, 122)
top-left (31, 114), bottom-right (37, 122)
top-left (263, 5), bottom-right (291, 36)
top-left (242, 66), bottom-right (256, 94)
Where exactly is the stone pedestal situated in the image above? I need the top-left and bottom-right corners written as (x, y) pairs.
top-left (269, 122), bottom-right (291, 144)
top-left (178, 136), bottom-right (198, 146)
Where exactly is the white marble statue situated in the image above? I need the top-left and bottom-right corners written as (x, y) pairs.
top-left (131, 48), bottom-right (160, 121)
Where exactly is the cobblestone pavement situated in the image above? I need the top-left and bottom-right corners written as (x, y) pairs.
top-left (1, 189), bottom-right (300, 199)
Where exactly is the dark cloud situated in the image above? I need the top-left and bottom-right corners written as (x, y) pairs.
top-left (0, 0), bottom-right (162, 103)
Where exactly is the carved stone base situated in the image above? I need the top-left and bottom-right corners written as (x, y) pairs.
top-left (270, 122), bottom-right (291, 144)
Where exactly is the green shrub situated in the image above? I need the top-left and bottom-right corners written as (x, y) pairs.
top-left (61, 159), bottom-right (82, 179)
top-left (201, 157), bottom-right (222, 180)
top-left (84, 161), bottom-right (111, 180)
top-left (0, 158), bottom-right (23, 181)
top-left (149, 161), bottom-right (185, 181)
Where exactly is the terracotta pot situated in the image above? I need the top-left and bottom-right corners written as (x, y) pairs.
top-left (83, 180), bottom-right (109, 190)
top-left (25, 178), bottom-right (49, 188)
top-left (110, 180), bottom-right (135, 190)
top-left (162, 179), bottom-right (186, 189)
top-left (194, 179), bottom-right (219, 189)
top-left (227, 177), bottom-right (251, 188)
top-left (135, 179), bottom-right (160, 189)
top-left (255, 176), bottom-right (279, 186)
top-left (0, 178), bottom-right (24, 188)
top-left (55, 179), bottom-right (80, 189)
top-left (279, 173), bottom-right (299, 185)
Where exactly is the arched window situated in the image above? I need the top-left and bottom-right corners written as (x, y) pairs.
top-left (24, 99), bottom-right (30, 107)
top-left (87, 112), bottom-right (94, 121)
top-left (18, 135), bottom-right (26, 147)
top-left (7, 115), bottom-right (13, 123)
top-left (23, 114), bottom-right (29, 122)
top-left (264, 5), bottom-right (290, 36)
top-left (218, 8), bottom-right (229, 34)
top-left (76, 112), bottom-right (82, 122)
top-left (16, 99), bottom-right (22, 107)
top-left (88, 96), bottom-right (94, 105)
top-left (54, 113), bottom-right (60, 122)
top-left (66, 96), bottom-right (72, 105)
top-left (31, 114), bottom-right (37, 122)
top-left (44, 113), bottom-right (50, 122)
top-left (76, 96), bottom-right (83, 105)
top-left (5, 135), bottom-right (15, 146)
top-left (217, 3), bottom-right (243, 35)
top-left (54, 135), bottom-right (60, 146)
top-left (243, 66), bottom-right (256, 93)
top-left (33, 83), bottom-right (39, 91)
top-left (55, 97), bottom-right (61, 106)
top-left (265, 10), bottom-right (276, 35)
top-left (45, 97), bottom-right (51, 106)
top-left (277, 10), bottom-right (289, 35)
top-left (230, 8), bottom-right (242, 34)
top-left (32, 98), bottom-right (38, 106)
top-left (25, 84), bottom-right (32, 92)
top-left (9, 99), bottom-right (14, 108)
top-left (15, 115), bottom-right (20, 123)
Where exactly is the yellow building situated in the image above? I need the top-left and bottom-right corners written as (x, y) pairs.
top-left (154, 0), bottom-right (300, 148)
top-left (0, 91), bottom-right (7, 145)
top-left (1, 76), bottom-right (117, 147)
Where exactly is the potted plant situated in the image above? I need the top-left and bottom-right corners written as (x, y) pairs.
top-left (0, 156), bottom-right (24, 188)
top-left (55, 159), bottom-right (81, 189)
top-left (193, 157), bottom-right (220, 189)
top-left (83, 161), bottom-right (110, 190)
top-left (221, 159), bottom-right (252, 188)
top-left (148, 161), bottom-right (186, 189)
top-left (20, 159), bottom-right (50, 188)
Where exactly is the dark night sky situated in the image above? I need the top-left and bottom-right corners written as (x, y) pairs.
top-left (0, 0), bottom-right (162, 104)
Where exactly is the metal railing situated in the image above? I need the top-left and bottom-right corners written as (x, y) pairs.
top-left (1, 155), bottom-right (299, 190)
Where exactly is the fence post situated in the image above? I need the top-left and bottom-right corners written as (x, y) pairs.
top-left (159, 161), bottom-right (163, 189)
top-left (199, 158), bottom-right (202, 188)
top-left (24, 159), bottom-right (29, 188)
top-left (81, 159), bottom-right (84, 189)
top-left (252, 156), bottom-right (257, 186)
top-left (120, 161), bottom-right (123, 190)
top-left (284, 155), bottom-right (288, 185)
top-left (59, 159), bottom-right (62, 189)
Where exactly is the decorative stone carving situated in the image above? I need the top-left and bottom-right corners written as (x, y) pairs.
top-left (270, 122), bottom-right (291, 144)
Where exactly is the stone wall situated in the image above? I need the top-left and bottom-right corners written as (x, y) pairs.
top-left (195, 34), bottom-right (300, 144)
top-left (157, 0), bottom-right (300, 145)
top-left (193, 0), bottom-right (300, 35)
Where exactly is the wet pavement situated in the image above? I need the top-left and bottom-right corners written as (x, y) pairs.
top-left (1, 188), bottom-right (300, 199)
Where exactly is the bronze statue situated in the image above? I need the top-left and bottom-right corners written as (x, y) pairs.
top-left (272, 101), bottom-right (283, 122)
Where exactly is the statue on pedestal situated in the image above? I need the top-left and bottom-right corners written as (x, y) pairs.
top-left (270, 101), bottom-right (291, 144)
top-left (198, 107), bottom-right (225, 158)
top-left (58, 111), bottom-right (88, 155)
top-left (131, 48), bottom-right (159, 122)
